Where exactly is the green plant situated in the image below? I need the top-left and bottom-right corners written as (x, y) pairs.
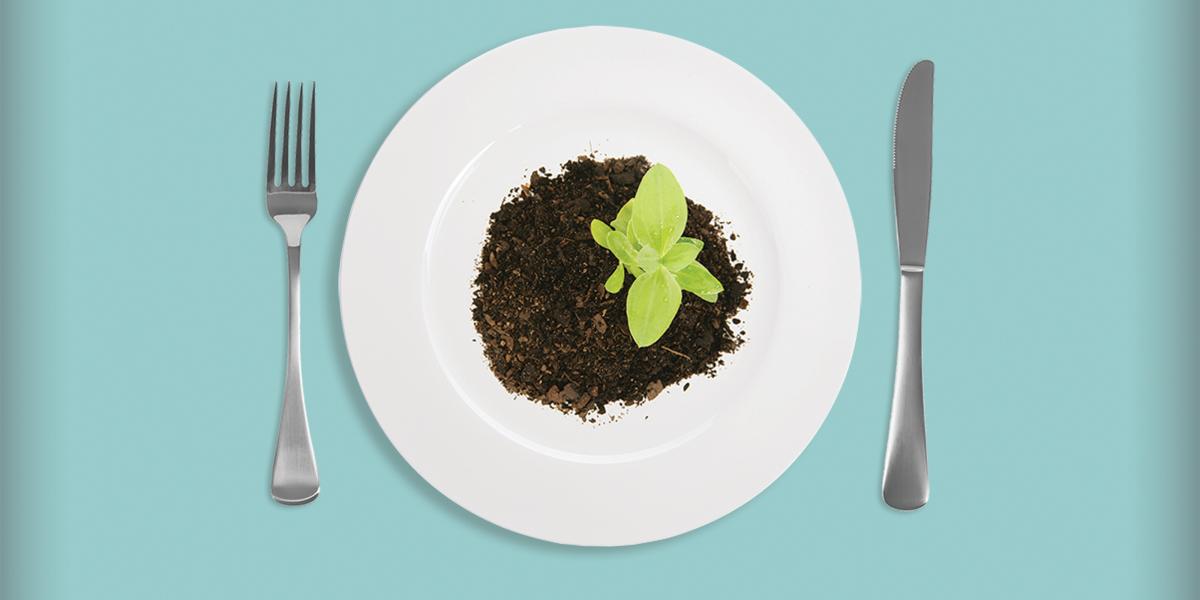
top-left (590, 164), bottom-right (724, 347)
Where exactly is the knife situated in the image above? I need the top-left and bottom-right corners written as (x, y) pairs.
top-left (882, 60), bottom-right (934, 510)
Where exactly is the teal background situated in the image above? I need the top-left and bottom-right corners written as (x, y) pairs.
top-left (2, 0), bottom-right (1196, 598)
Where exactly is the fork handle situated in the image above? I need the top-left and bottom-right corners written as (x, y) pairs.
top-left (271, 244), bottom-right (319, 505)
top-left (882, 269), bottom-right (929, 510)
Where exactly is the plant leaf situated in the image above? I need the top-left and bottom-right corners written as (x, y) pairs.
top-left (630, 164), bottom-right (687, 256)
top-left (636, 245), bottom-right (661, 273)
top-left (606, 231), bottom-right (644, 276)
top-left (661, 240), bottom-right (702, 272)
top-left (604, 262), bottom-right (625, 293)
top-left (611, 199), bottom-right (634, 233)
top-left (626, 217), bottom-right (643, 248)
top-left (676, 261), bottom-right (723, 301)
top-left (626, 266), bottom-right (682, 347)
top-left (606, 231), bottom-right (637, 264)
top-left (590, 219), bottom-right (613, 249)
top-left (678, 236), bottom-right (704, 251)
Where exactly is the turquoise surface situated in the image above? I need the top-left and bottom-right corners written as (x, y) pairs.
top-left (2, 0), bottom-right (1196, 597)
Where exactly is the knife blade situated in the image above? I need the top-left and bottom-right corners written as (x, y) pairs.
top-left (893, 60), bottom-right (933, 269)
top-left (882, 60), bottom-right (934, 510)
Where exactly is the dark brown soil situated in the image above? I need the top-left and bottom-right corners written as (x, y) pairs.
top-left (471, 155), bottom-right (752, 420)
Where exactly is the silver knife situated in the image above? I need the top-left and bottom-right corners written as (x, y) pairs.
top-left (882, 60), bottom-right (934, 510)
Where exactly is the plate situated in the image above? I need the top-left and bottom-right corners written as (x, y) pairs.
top-left (340, 27), bottom-right (859, 546)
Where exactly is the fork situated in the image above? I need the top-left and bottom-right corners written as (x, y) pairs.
top-left (267, 82), bottom-right (319, 505)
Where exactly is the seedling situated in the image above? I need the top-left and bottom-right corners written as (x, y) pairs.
top-left (590, 164), bottom-right (724, 347)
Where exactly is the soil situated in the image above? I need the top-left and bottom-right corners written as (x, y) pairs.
top-left (471, 155), bottom-right (752, 421)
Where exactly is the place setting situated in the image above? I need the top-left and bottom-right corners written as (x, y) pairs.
top-left (266, 26), bottom-right (933, 545)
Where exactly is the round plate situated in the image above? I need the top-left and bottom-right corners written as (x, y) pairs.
top-left (340, 27), bottom-right (859, 546)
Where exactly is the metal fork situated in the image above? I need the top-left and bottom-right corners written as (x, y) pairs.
top-left (267, 82), bottom-right (319, 505)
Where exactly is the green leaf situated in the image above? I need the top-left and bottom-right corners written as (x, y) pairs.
top-left (611, 199), bottom-right (634, 233)
top-left (590, 219), bottom-right (613, 249)
top-left (604, 262), bottom-right (625, 293)
top-left (661, 240), bottom-right (702, 272)
top-left (630, 164), bottom-right (687, 256)
top-left (626, 267), bottom-right (682, 347)
top-left (678, 236), bottom-right (704, 251)
top-left (606, 231), bottom-right (644, 276)
top-left (606, 231), bottom-right (636, 264)
top-left (626, 217), bottom-right (643, 248)
top-left (676, 261), bottom-right (723, 301)
top-left (636, 245), bottom-right (661, 272)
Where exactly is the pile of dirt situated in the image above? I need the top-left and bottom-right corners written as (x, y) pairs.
top-left (471, 155), bottom-right (751, 420)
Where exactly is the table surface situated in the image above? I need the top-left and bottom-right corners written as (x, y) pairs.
top-left (2, 0), bottom-right (1196, 598)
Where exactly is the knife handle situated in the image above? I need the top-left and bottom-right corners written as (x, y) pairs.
top-left (882, 268), bottom-right (929, 510)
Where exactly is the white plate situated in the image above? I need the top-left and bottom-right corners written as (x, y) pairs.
top-left (340, 27), bottom-right (859, 546)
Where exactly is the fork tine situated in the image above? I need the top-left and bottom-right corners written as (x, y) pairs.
top-left (281, 82), bottom-right (291, 189)
top-left (267, 83), bottom-right (278, 191)
top-left (295, 84), bottom-right (304, 188)
top-left (307, 82), bottom-right (316, 190)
